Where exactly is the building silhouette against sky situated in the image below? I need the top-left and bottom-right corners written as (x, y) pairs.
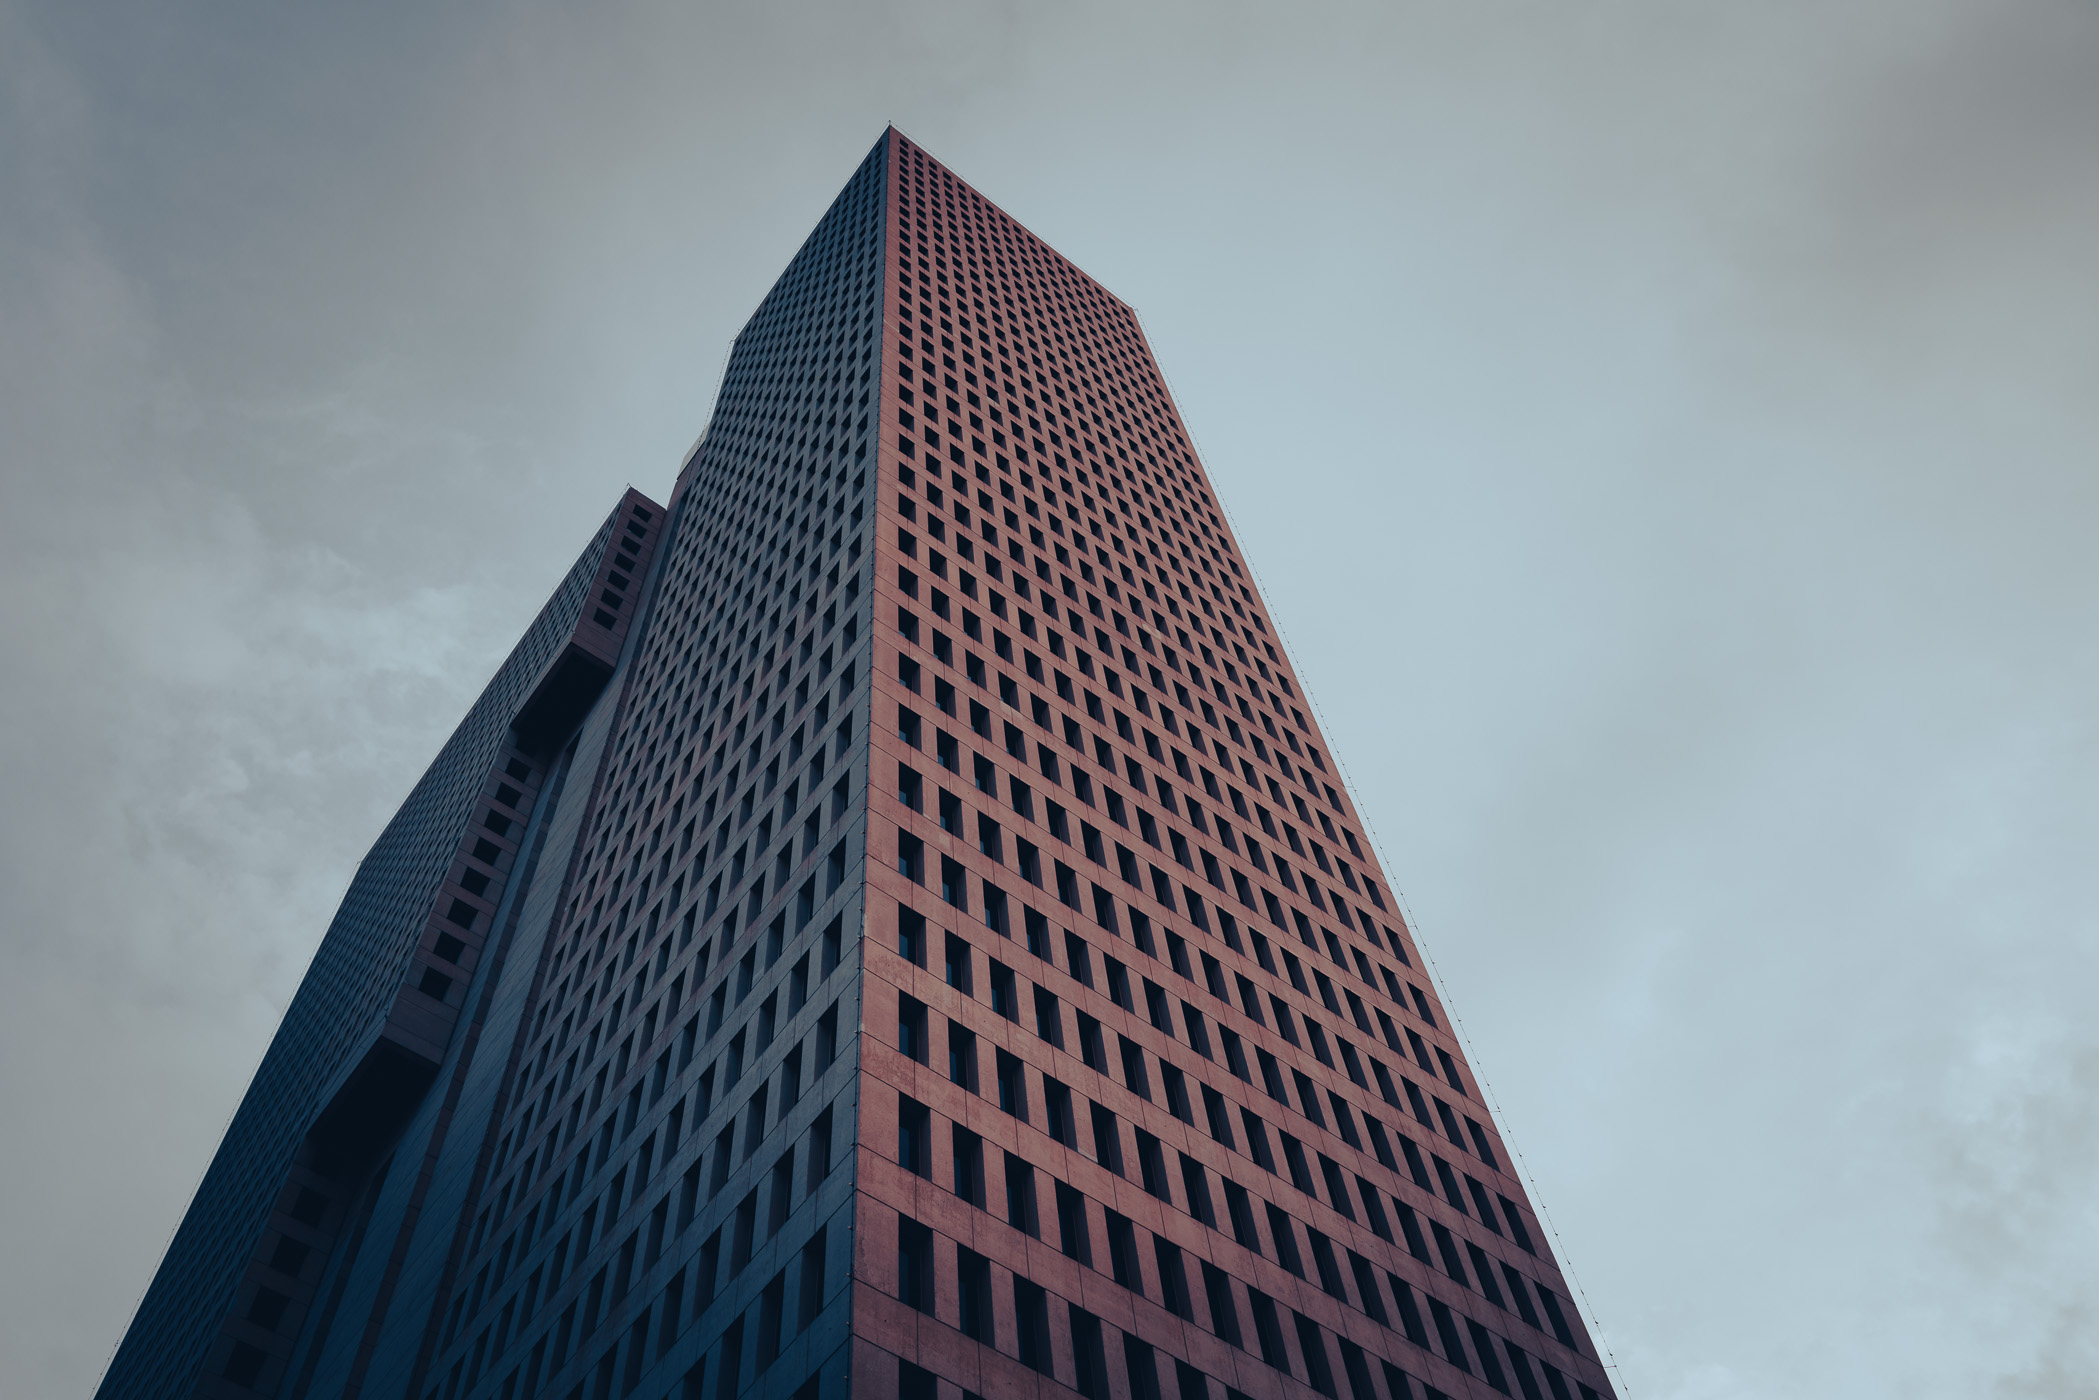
top-left (100, 129), bottom-right (1615, 1400)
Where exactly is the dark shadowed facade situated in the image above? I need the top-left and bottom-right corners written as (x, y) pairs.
top-left (100, 130), bottom-right (1614, 1400)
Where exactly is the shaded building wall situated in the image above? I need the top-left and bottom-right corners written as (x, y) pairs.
top-left (383, 136), bottom-right (890, 1400)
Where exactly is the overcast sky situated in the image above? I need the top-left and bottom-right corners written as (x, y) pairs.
top-left (3, 2), bottom-right (2096, 1396)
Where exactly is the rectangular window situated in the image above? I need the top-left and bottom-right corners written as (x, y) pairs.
top-left (948, 1021), bottom-right (978, 1092)
top-left (1106, 1210), bottom-right (1141, 1291)
top-left (1248, 1289), bottom-right (1289, 1371)
top-left (1345, 1250), bottom-right (1387, 1323)
top-left (1201, 1262), bottom-right (1242, 1346)
top-left (1005, 1152), bottom-right (1038, 1235)
top-left (1295, 1313), bottom-right (1337, 1398)
top-left (1427, 1298), bottom-right (1471, 1374)
top-left (898, 1095), bottom-right (931, 1177)
top-left (1183, 1002), bottom-right (1213, 1059)
top-left (897, 906), bottom-right (927, 967)
top-left (898, 1216), bottom-right (934, 1313)
top-left (995, 1049), bottom-right (1028, 1119)
top-left (1033, 986), bottom-right (1063, 1045)
top-left (1202, 1084), bottom-right (1235, 1147)
top-left (1268, 1202), bottom-right (1313, 1278)
top-left (1076, 1010), bottom-right (1106, 1070)
top-left (1070, 1305), bottom-right (1110, 1400)
top-left (932, 1095), bottom-right (979, 1189)
top-left (1179, 1154), bottom-right (1216, 1227)
top-left (1119, 1036), bottom-right (1151, 1099)
top-left (1501, 1194), bottom-right (1538, 1253)
top-left (1014, 1279), bottom-right (1053, 1374)
top-left (1306, 1228), bottom-right (1347, 1299)
top-left (1135, 1130), bottom-right (1170, 1202)
top-left (1280, 1133), bottom-right (1315, 1195)
top-left (1044, 1076), bottom-right (1077, 1145)
top-left (1090, 1100), bottom-right (1123, 1174)
top-left (1056, 1180), bottom-right (1092, 1263)
top-left (958, 1247), bottom-right (994, 1342)
top-left (898, 994), bottom-right (927, 1062)
top-left (1155, 1237), bottom-right (1192, 1319)
top-left (798, 1226), bottom-right (828, 1328)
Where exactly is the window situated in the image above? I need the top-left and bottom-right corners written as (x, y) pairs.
top-left (1004, 1153), bottom-right (1038, 1235)
top-left (957, 1248), bottom-right (994, 1341)
top-left (1295, 1313), bottom-right (1337, 1397)
top-left (948, 1022), bottom-right (978, 1091)
top-left (1155, 1238), bottom-right (1192, 1319)
top-left (1201, 1084), bottom-right (1235, 1147)
top-left (1182, 1002), bottom-right (1213, 1059)
top-left (1201, 1263), bottom-right (1242, 1346)
top-left (1467, 1116), bottom-right (1500, 1169)
top-left (990, 961), bottom-right (1018, 1020)
top-left (1041, 1083), bottom-right (1074, 1141)
top-left (995, 1049), bottom-right (1027, 1119)
top-left (1160, 1063), bottom-right (1194, 1123)
top-left (1070, 1305), bottom-right (1110, 1400)
top-left (1056, 1180), bottom-right (1092, 1263)
top-left (898, 996), bottom-right (928, 1063)
top-left (957, 1125), bottom-right (986, 1208)
top-left (1055, 935), bottom-right (1091, 991)
top-left (1106, 958), bottom-right (1133, 1011)
top-left (1013, 1279), bottom-right (1053, 1374)
top-left (1033, 986), bottom-right (1063, 1045)
top-left (807, 1105), bottom-right (835, 1190)
top-left (898, 1216), bottom-right (934, 1313)
top-left (893, 1097), bottom-right (935, 1181)
top-left (1090, 1100), bottom-right (1123, 1174)
top-left (1119, 1036), bottom-right (1151, 1099)
top-left (798, 1227), bottom-right (829, 1328)
top-left (1248, 1289), bottom-right (1289, 1371)
top-left (1305, 1228), bottom-right (1346, 1299)
top-left (1349, 1251), bottom-right (1388, 1323)
top-left (1500, 1194), bottom-right (1537, 1253)
top-left (1077, 1012), bottom-right (1106, 1070)
top-left (1179, 1154), bottom-right (1216, 1226)
top-left (1144, 978), bottom-right (1173, 1032)
top-left (897, 907), bottom-right (927, 967)
top-left (1135, 1130), bottom-right (1170, 1201)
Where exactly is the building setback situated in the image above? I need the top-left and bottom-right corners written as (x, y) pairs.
top-left (99, 129), bottom-right (1615, 1400)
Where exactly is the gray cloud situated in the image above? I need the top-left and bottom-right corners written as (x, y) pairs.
top-left (2, 1), bottom-right (2094, 1396)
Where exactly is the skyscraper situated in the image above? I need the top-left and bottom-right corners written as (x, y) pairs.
top-left (101, 129), bottom-right (1614, 1400)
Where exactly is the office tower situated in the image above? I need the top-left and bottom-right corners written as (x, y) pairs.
top-left (101, 129), bottom-right (1614, 1400)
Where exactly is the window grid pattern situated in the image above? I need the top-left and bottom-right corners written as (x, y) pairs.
top-left (400, 139), bottom-right (889, 1400)
top-left (858, 130), bottom-right (1614, 1400)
